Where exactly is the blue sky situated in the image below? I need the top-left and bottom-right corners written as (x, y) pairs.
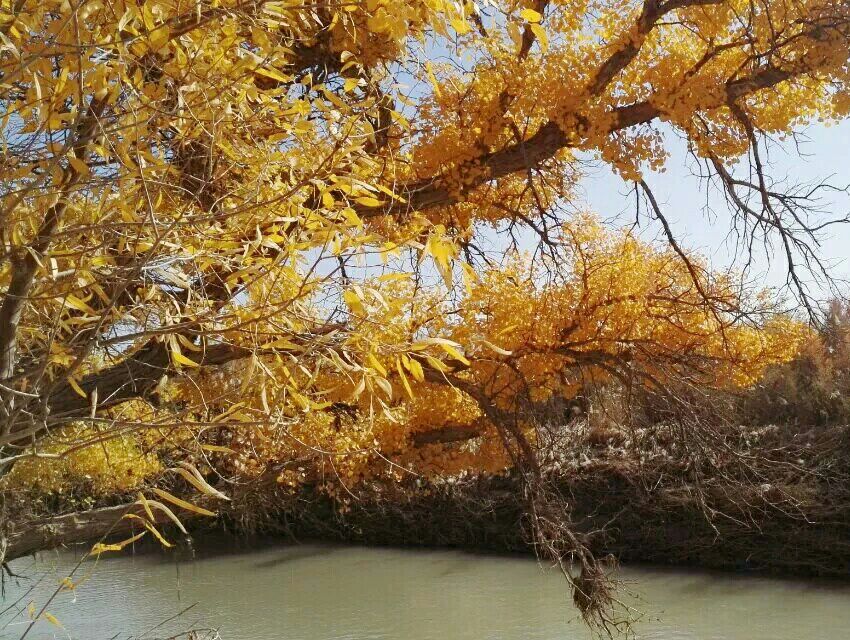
top-left (579, 119), bottom-right (850, 301)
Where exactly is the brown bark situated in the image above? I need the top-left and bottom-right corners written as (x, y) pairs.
top-left (0, 98), bottom-right (107, 429)
top-left (411, 422), bottom-right (486, 447)
top-left (4, 502), bottom-right (176, 562)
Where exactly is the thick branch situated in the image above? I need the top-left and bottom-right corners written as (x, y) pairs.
top-left (4, 502), bottom-right (174, 563)
top-left (587, 0), bottom-right (723, 97)
top-left (377, 64), bottom-right (796, 218)
top-left (0, 98), bottom-right (107, 386)
top-left (44, 342), bottom-right (250, 421)
top-left (410, 421), bottom-right (486, 447)
top-left (1, 322), bottom-right (344, 448)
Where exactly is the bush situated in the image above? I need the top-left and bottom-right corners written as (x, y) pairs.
top-left (742, 300), bottom-right (850, 427)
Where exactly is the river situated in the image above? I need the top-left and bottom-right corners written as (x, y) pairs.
top-left (3, 541), bottom-right (849, 639)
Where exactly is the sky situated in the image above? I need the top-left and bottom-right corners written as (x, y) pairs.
top-left (578, 119), bottom-right (850, 303)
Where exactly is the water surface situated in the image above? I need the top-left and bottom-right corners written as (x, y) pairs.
top-left (4, 541), bottom-right (849, 639)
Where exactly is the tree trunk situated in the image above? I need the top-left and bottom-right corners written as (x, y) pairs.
top-left (4, 502), bottom-right (182, 563)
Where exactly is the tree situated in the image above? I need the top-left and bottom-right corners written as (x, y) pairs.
top-left (1, 0), bottom-right (849, 626)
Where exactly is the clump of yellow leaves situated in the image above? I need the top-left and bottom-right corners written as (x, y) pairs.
top-left (3, 425), bottom-right (161, 494)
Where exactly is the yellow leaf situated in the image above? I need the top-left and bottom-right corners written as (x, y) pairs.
top-left (354, 196), bottom-right (384, 207)
top-left (59, 577), bottom-right (76, 592)
top-left (201, 444), bottom-right (237, 454)
top-left (171, 350), bottom-right (200, 368)
top-left (396, 357), bottom-right (414, 400)
top-left (374, 375), bottom-right (393, 399)
top-left (177, 334), bottom-right (203, 352)
top-left (423, 354), bottom-right (450, 373)
top-left (530, 23), bottom-right (548, 51)
top-left (123, 514), bottom-right (172, 548)
top-left (341, 207), bottom-right (362, 227)
top-left (343, 289), bottom-right (365, 315)
top-left (441, 343), bottom-right (471, 366)
top-left (63, 294), bottom-right (97, 314)
top-left (68, 376), bottom-right (87, 398)
top-left (117, 7), bottom-right (134, 31)
top-left (425, 62), bottom-right (442, 99)
top-left (261, 337), bottom-right (302, 351)
top-left (137, 491), bottom-right (155, 522)
top-left (366, 351), bottom-right (388, 377)
top-left (261, 383), bottom-right (270, 414)
top-left (254, 66), bottom-right (289, 83)
top-left (212, 402), bottom-right (246, 423)
top-left (497, 324), bottom-right (520, 337)
top-left (149, 25), bottom-right (170, 51)
top-left (405, 356), bottom-right (425, 382)
top-left (413, 336), bottom-right (464, 349)
top-left (68, 156), bottom-right (90, 176)
top-left (343, 77), bottom-right (359, 92)
top-left (520, 8), bottom-right (542, 22)
top-left (450, 18), bottom-right (471, 34)
top-left (42, 612), bottom-right (63, 629)
top-left (142, 518), bottom-right (172, 547)
top-left (172, 462), bottom-right (230, 500)
top-left (292, 120), bottom-right (313, 134)
top-left (478, 339), bottom-right (513, 356)
top-left (91, 531), bottom-right (146, 555)
top-left (151, 487), bottom-right (217, 517)
top-left (352, 375), bottom-right (366, 399)
top-left (141, 499), bottom-right (188, 534)
top-left (373, 182), bottom-right (407, 203)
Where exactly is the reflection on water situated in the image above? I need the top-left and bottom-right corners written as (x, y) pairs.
top-left (3, 540), bottom-right (850, 640)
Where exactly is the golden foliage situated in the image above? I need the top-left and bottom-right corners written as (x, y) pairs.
top-left (0, 0), bottom-right (843, 497)
top-left (4, 426), bottom-right (160, 493)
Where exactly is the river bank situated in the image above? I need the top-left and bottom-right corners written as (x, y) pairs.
top-left (221, 473), bottom-right (850, 579)
top-left (7, 422), bottom-right (850, 580)
top-left (214, 422), bottom-right (850, 580)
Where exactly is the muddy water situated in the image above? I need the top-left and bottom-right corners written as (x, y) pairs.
top-left (4, 542), bottom-right (850, 639)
